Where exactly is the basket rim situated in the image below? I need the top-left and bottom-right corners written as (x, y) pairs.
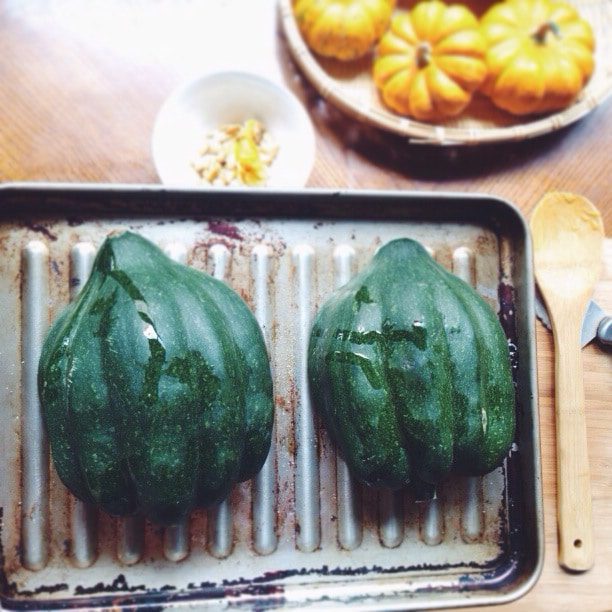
top-left (279, 0), bottom-right (612, 145)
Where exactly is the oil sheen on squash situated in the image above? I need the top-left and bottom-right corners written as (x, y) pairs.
top-left (38, 231), bottom-right (273, 525)
top-left (308, 238), bottom-right (515, 494)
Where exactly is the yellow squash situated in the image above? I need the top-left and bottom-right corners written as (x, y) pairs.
top-left (373, 1), bottom-right (487, 121)
top-left (480, 0), bottom-right (595, 115)
top-left (294, 0), bottom-right (395, 61)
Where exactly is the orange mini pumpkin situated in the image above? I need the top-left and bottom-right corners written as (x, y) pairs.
top-left (293, 0), bottom-right (395, 61)
top-left (373, 1), bottom-right (487, 121)
top-left (480, 0), bottom-right (595, 115)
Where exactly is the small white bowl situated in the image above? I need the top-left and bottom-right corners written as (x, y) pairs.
top-left (152, 71), bottom-right (316, 188)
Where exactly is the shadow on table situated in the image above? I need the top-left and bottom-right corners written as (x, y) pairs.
top-left (275, 29), bottom-right (584, 184)
top-left (305, 87), bottom-right (579, 183)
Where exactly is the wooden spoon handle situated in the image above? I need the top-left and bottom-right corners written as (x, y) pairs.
top-left (554, 320), bottom-right (594, 571)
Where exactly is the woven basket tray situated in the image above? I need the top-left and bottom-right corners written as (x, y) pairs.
top-left (279, 0), bottom-right (612, 145)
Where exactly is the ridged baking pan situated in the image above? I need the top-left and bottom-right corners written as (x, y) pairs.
top-left (0, 184), bottom-right (543, 610)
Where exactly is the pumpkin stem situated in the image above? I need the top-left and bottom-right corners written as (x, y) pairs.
top-left (416, 42), bottom-right (432, 69)
top-left (532, 20), bottom-right (561, 44)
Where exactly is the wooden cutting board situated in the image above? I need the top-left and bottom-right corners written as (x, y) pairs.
top-left (468, 237), bottom-right (612, 610)
top-left (593, 239), bottom-right (612, 311)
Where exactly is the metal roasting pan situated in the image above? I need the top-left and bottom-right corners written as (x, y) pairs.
top-left (0, 184), bottom-right (543, 610)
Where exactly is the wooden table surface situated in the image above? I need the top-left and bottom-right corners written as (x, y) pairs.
top-left (0, 1), bottom-right (610, 610)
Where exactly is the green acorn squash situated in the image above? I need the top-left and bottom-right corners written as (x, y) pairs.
top-left (308, 238), bottom-right (515, 491)
top-left (38, 231), bottom-right (273, 525)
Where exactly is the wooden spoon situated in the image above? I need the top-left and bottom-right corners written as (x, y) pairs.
top-left (530, 192), bottom-right (604, 572)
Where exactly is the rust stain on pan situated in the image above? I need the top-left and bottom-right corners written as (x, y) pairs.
top-left (21, 222), bottom-right (57, 242)
top-left (475, 233), bottom-right (496, 256)
top-left (207, 220), bottom-right (243, 241)
top-left (74, 574), bottom-right (148, 595)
